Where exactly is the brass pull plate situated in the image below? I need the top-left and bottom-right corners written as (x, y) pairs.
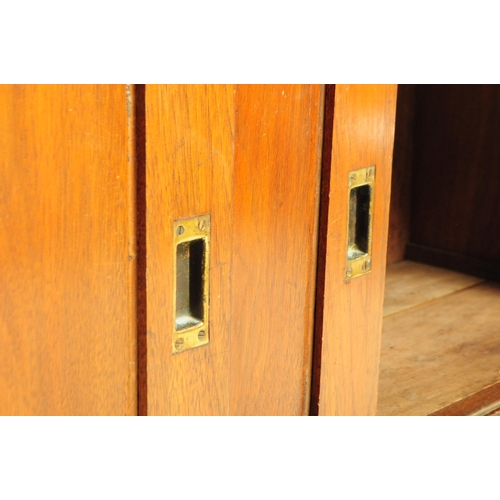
top-left (345, 166), bottom-right (375, 281)
top-left (173, 214), bottom-right (210, 353)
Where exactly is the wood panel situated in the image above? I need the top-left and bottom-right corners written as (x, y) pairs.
top-left (378, 282), bottom-right (500, 416)
top-left (0, 85), bottom-right (137, 415)
top-left (230, 85), bottom-right (323, 415)
top-left (386, 85), bottom-right (415, 265)
top-left (383, 260), bottom-right (482, 317)
top-left (315, 84), bottom-right (397, 416)
top-left (146, 85), bottom-right (234, 415)
top-left (145, 85), bottom-right (323, 415)
top-left (409, 85), bottom-right (500, 266)
top-left (406, 242), bottom-right (500, 282)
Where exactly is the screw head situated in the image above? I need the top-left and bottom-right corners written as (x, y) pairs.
top-left (366, 168), bottom-right (374, 181)
top-left (198, 330), bottom-right (206, 341)
top-left (175, 338), bottom-right (184, 350)
top-left (349, 173), bottom-right (357, 183)
top-left (198, 218), bottom-right (207, 231)
top-left (346, 266), bottom-right (353, 278)
top-left (362, 260), bottom-right (371, 272)
top-left (176, 225), bottom-right (185, 236)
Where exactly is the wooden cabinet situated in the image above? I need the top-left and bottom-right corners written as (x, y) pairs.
top-left (0, 84), bottom-right (398, 415)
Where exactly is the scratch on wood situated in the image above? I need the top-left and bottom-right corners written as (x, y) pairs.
top-left (211, 261), bottom-right (227, 270)
top-left (197, 152), bottom-right (216, 168)
top-left (165, 140), bottom-right (186, 162)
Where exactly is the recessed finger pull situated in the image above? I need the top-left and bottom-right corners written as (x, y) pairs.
top-left (173, 214), bottom-right (210, 353)
top-left (345, 166), bottom-right (375, 281)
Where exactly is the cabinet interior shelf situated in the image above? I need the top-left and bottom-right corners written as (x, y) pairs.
top-left (378, 260), bottom-right (500, 416)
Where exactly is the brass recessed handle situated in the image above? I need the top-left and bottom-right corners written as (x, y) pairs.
top-left (345, 166), bottom-right (375, 281)
top-left (172, 214), bottom-right (210, 353)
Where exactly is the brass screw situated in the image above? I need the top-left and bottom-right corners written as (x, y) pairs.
top-left (362, 260), bottom-right (371, 272)
top-left (175, 338), bottom-right (184, 350)
top-left (176, 225), bottom-right (185, 236)
top-left (366, 168), bottom-right (374, 181)
top-left (346, 266), bottom-right (353, 278)
top-left (349, 173), bottom-right (357, 183)
top-left (198, 330), bottom-right (206, 341)
top-left (198, 218), bottom-right (207, 231)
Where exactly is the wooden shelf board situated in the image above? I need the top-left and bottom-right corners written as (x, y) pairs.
top-left (383, 260), bottom-right (483, 318)
top-left (378, 261), bottom-right (500, 416)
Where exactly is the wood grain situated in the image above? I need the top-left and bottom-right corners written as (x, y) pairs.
top-left (230, 84), bottom-right (323, 415)
top-left (383, 260), bottom-right (483, 317)
top-left (0, 85), bottom-right (137, 415)
top-left (146, 85), bottom-right (234, 415)
top-left (316, 84), bottom-right (398, 415)
top-left (378, 282), bottom-right (500, 416)
top-left (409, 85), bottom-right (500, 264)
top-left (145, 85), bottom-right (323, 415)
